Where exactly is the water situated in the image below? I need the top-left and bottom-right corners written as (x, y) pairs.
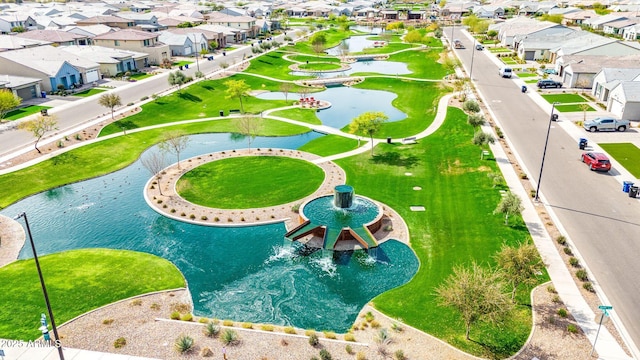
top-left (303, 195), bottom-right (379, 230)
top-left (2, 132), bottom-right (418, 332)
top-left (326, 35), bottom-right (380, 55)
top-left (290, 60), bottom-right (411, 77)
top-left (258, 87), bottom-right (406, 128)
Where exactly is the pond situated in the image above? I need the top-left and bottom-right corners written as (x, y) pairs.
top-left (290, 60), bottom-right (411, 78)
top-left (326, 35), bottom-right (381, 55)
top-left (2, 132), bottom-right (419, 333)
top-left (257, 86), bottom-right (406, 128)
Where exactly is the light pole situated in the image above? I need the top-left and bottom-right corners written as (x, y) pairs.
top-left (469, 39), bottom-right (476, 79)
top-left (193, 33), bottom-right (200, 73)
top-left (534, 102), bottom-right (559, 203)
top-left (14, 212), bottom-right (65, 360)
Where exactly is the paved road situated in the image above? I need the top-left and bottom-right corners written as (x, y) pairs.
top-left (447, 28), bottom-right (640, 358)
top-left (0, 33), bottom-right (294, 159)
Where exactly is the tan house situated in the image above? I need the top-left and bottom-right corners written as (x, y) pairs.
top-left (76, 15), bottom-right (136, 30)
top-left (92, 29), bottom-right (169, 65)
top-left (207, 12), bottom-right (257, 39)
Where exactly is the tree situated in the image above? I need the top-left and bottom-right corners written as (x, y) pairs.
top-left (487, 172), bottom-right (503, 188)
top-left (467, 114), bottom-right (485, 128)
top-left (18, 114), bottom-right (58, 154)
top-left (224, 79), bottom-right (251, 113)
top-left (0, 89), bottom-right (22, 121)
top-left (235, 116), bottom-right (262, 151)
top-left (494, 243), bottom-right (544, 301)
top-left (435, 261), bottom-right (512, 340)
top-left (158, 131), bottom-right (190, 169)
top-left (404, 30), bottom-right (423, 44)
top-left (98, 93), bottom-right (122, 120)
top-left (310, 32), bottom-right (327, 56)
top-left (487, 30), bottom-right (498, 39)
top-left (494, 192), bottom-right (523, 225)
top-left (349, 111), bottom-right (388, 156)
top-left (472, 131), bottom-right (495, 147)
top-left (579, 103), bottom-right (591, 123)
top-left (280, 82), bottom-right (293, 104)
top-left (141, 151), bottom-right (167, 195)
top-left (208, 40), bottom-right (218, 50)
top-left (168, 70), bottom-right (187, 92)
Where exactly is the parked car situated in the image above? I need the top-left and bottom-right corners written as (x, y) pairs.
top-left (453, 39), bottom-right (464, 49)
top-left (499, 67), bottom-right (512, 78)
top-left (583, 117), bottom-right (630, 132)
top-left (537, 68), bottom-right (557, 76)
top-left (581, 152), bottom-right (611, 172)
top-left (537, 79), bottom-right (562, 88)
top-left (475, 44), bottom-right (484, 50)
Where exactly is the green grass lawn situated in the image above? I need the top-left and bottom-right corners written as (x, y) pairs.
top-left (3, 105), bottom-right (51, 121)
top-left (488, 47), bottom-right (511, 53)
top-left (129, 72), bottom-right (154, 80)
top-left (176, 156), bottom-right (324, 208)
top-left (270, 108), bottom-right (321, 125)
top-left (0, 249), bottom-right (184, 340)
top-left (352, 42), bottom-right (414, 55)
top-left (516, 72), bottom-right (537, 78)
top-left (337, 107), bottom-right (545, 358)
top-left (245, 51), bottom-right (310, 80)
top-left (541, 93), bottom-right (588, 104)
top-left (0, 119), bottom-right (309, 209)
top-left (288, 54), bottom-right (340, 63)
top-left (600, 143), bottom-right (640, 177)
top-left (350, 77), bottom-right (444, 138)
top-left (100, 74), bottom-right (312, 136)
top-left (501, 57), bottom-right (518, 65)
top-left (388, 48), bottom-right (450, 79)
top-left (298, 62), bottom-right (342, 71)
top-left (525, 79), bottom-right (539, 84)
top-left (299, 134), bottom-right (360, 156)
top-left (172, 60), bottom-right (193, 67)
top-left (554, 104), bottom-right (596, 112)
top-left (73, 88), bottom-right (107, 97)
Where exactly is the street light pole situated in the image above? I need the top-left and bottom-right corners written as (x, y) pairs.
top-left (193, 33), bottom-right (200, 73)
top-left (534, 102), bottom-right (559, 203)
top-left (469, 39), bottom-right (476, 79)
top-left (14, 212), bottom-right (65, 360)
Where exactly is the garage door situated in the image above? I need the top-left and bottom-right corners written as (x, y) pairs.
top-left (16, 86), bottom-right (36, 100)
top-left (86, 69), bottom-right (99, 83)
top-left (609, 98), bottom-right (624, 117)
top-left (524, 51), bottom-right (535, 61)
top-left (184, 46), bottom-right (191, 55)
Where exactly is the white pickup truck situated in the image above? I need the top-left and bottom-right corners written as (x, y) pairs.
top-left (583, 117), bottom-right (630, 132)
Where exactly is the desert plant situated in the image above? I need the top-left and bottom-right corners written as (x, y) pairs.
top-left (174, 335), bottom-right (194, 353)
top-left (547, 285), bottom-right (557, 293)
top-left (204, 322), bottom-right (220, 338)
top-left (583, 282), bottom-right (595, 292)
top-left (200, 346), bottom-right (213, 357)
top-left (576, 269), bottom-right (588, 281)
top-left (323, 331), bottom-right (336, 339)
top-left (102, 318), bottom-right (114, 325)
top-left (308, 333), bottom-right (319, 347)
top-left (114, 337), bottom-right (126, 348)
top-left (180, 313), bottom-right (193, 321)
top-left (463, 100), bottom-right (480, 113)
top-left (563, 247), bottom-right (572, 255)
top-left (221, 329), bottom-right (239, 345)
top-left (305, 329), bottom-right (316, 336)
top-left (364, 312), bottom-right (375, 322)
top-left (261, 324), bottom-right (274, 331)
top-left (567, 324), bottom-right (579, 333)
top-left (344, 333), bottom-right (356, 342)
top-left (319, 348), bottom-right (333, 360)
top-left (356, 352), bottom-right (367, 360)
top-left (242, 322), bottom-right (253, 329)
top-left (391, 322), bottom-right (403, 332)
top-left (223, 319), bottom-right (234, 326)
top-left (556, 235), bottom-right (567, 245)
top-left (284, 326), bottom-right (296, 334)
top-left (170, 311), bottom-right (181, 320)
top-left (557, 308), bottom-right (568, 318)
top-left (198, 317), bottom-right (208, 323)
top-left (569, 257), bottom-right (580, 267)
top-left (345, 344), bottom-right (353, 354)
top-left (395, 349), bottom-right (407, 360)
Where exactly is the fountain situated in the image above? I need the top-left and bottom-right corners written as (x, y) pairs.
top-left (284, 185), bottom-right (384, 251)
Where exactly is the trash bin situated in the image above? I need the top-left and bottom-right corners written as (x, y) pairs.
top-left (623, 181), bottom-right (634, 193)
top-left (551, 114), bottom-right (559, 121)
top-left (41, 91), bottom-right (46, 98)
top-left (629, 186), bottom-right (639, 198)
top-left (387, 137), bottom-right (392, 144)
top-left (579, 138), bottom-right (588, 150)
top-left (521, 85), bottom-right (527, 93)
top-left (219, 110), bottom-right (224, 117)
top-left (185, 64), bottom-right (189, 69)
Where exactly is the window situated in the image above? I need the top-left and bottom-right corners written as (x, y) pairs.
top-left (114, 40), bottom-right (120, 46)
top-left (143, 39), bottom-right (150, 46)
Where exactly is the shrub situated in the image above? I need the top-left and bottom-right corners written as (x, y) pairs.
top-left (345, 344), bottom-right (353, 354)
top-left (391, 323), bottom-right (403, 332)
top-left (305, 329), bottom-right (316, 336)
top-left (563, 247), bottom-right (572, 255)
top-left (569, 257), bottom-right (580, 267)
top-left (189, 214), bottom-right (196, 220)
top-left (198, 317), bottom-right (209, 323)
top-left (200, 346), bottom-right (213, 357)
top-left (567, 324), bottom-right (579, 333)
top-left (319, 348), bottom-right (332, 360)
top-left (308, 333), bottom-right (319, 347)
top-left (547, 285), bottom-right (556, 294)
top-left (204, 322), bottom-right (220, 337)
top-left (261, 324), bottom-right (274, 331)
top-left (557, 308), bottom-right (568, 318)
top-left (356, 352), bottom-right (367, 360)
top-left (75, 133), bottom-right (82, 140)
top-left (140, 96), bottom-right (149, 101)
top-left (556, 235), bottom-right (567, 245)
top-left (519, 172), bottom-right (528, 179)
top-left (114, 337), bottom-right (126, 348)
top-left (552, 295), bottom-right (561, 303)
top-left (170, 209), bottom-right (176, 213)
top-left (102, 318), bottom-right (114, 325)
top-left (344, 333), bottom-right (356, 342)
top-left (57, 140), bottom-right (64, 148)
top-left (174, 335), bottom-right (194, 353)
top-left (463, 100), bottom-right (480, 113)
top-left (394, 350), bottom-right (406, 360)
top-left (583, 282), bottom-right (595, 292)
top-left (323, 331), bottom-right (336, 339)
top-left (291, 203), bottom-right (301, 213)
top-left (370, 320), bottom-right (381, 328)
top-left (201, 215), bottom-right (208, 220)
top-left (223, 319), bottom-right (234, 326)
top-left (242, 322), bottom-right (253, 329)
top-left (576, 269), bottom-right (588, 281)
top-left (284, 326), bottom-right (296, 334)
top-left (170, 311), bottom-right (181, 320)
top-left (180, 212), bottom-right (186, 217)
top-left (364, 312), bottom-right (375, 322)
top-left (214, 217), bottom-right (220, 222)
top-left (180, 313), bottom-right (193, 321)
top-left (221, 329), bottom-right (239, 345)
top-left (127, 102), bottom-right (134, 106)
top-left (495, 127), bottom-right (504, 138)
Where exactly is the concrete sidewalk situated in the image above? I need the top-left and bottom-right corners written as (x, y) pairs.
top-left (0, 345), bottom-right (159, 360)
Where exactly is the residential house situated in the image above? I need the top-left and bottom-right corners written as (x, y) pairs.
top-left (0, 45), bottom-right (98, 91)
top-left (472, 5), bottom-right (505, 19)
top-left (195, 24), bottom-right (234, 46)
top-left (380, 9), bottom-right (399, 20)
top-left (157, 32), bottom-right (194, 56)
top-left (562, 9), bottom-right (596, 26)
top-left (16, 29), bottom-right (89, 46)
top-left (603, 18), bottom-right (640, 37)
top-left (117, 13), bottom-right (166, 32)
top-left (0, 74), bottom-right (43, 100)
top-left (129, 3), bottom-right (153, 13)
top-left (490, 17), bottom-right (567, 48)
top-left (75, 15), bottom-right (136, 29)
top-left (622, 24), bottom-right (640, 41)
top-left (61, 45), bottom-right (147, 77)
top-left (0, 34), bottom-right (50, 52)
top-left (583, 13), bottom-right (632, 30)
top-left (0, 14), bottom-right (38, 33)
top-left (62, 24), bottom-right (115, 42)
top-left (558, 54), bottom-right (640, 88)
top-left (592, 67), bottom-right (640, 102)
top-left (608, 80), bottom-right (640, 120)
top-left (207, 12), bottom-right (257, 39)
top-left (92, 28), bottom-right (169, 65)
top-left (169, 27), bottom-right (222, 50)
